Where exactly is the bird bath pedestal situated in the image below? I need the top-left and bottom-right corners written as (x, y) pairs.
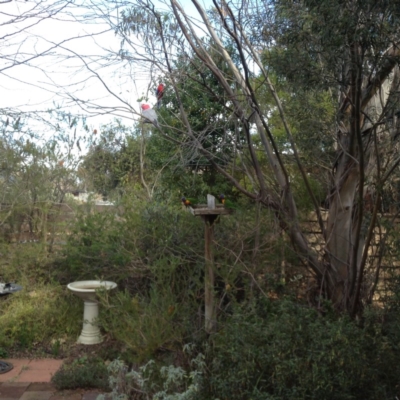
top-left (188, 195), bottom-right (232, 333)
top-left (67, 280), bottom-right (117, 345)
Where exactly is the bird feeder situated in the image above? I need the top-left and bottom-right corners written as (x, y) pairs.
top-left (187, 194), bottom-right (232, 333)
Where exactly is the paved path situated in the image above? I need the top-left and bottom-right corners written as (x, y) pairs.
top-left (0, 359), bottom-right (64, 383)
top-left (0, 359), bottom-right (109, 400)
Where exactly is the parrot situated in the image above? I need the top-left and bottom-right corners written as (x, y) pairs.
top-left (218, 194), bottom-right (237, 209)
top-left (141, 103), bottom-right (159, 128)
top-left (155, 83), bottom-right (165, 109)
top-left (181, 197), bottom-right (197, 207)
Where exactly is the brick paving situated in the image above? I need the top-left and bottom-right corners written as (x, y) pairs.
top-left (0, 359), bottom-right (110, 400)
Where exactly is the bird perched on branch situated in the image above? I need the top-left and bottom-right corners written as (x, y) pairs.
top-left (141, 103), bottom-right (159, 128)
top-left (155, 83), bottom-right (165, 109)
top-left (218, 194), bottom-right (237, 209)
top-left (181, 197), bottom-right (197, 207)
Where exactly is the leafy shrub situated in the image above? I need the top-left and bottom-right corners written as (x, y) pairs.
top-left (380, 275), bottom-right (400, 352)
top-left (0, 284), bottom-right (81, 349)
top-left (0, 241), bottom-right (53, 283)
top-left (51, 356), bottom-right (110, 390)
top-left (0, 347), bottom-right (8, 358)
top-left (200, 299), bottom-right (399, 400)
top-left (55, 208), bottom-right (133, 283)
top-left (98, 286), bottom-right (198, 362)
top-left (55, 201), bottom-right (204, 287)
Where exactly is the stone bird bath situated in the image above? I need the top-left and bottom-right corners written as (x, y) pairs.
top-left (67, 280), bottom-right (117, 345)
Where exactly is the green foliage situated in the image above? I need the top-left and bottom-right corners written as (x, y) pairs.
top-left (51, 356), bottom-right (110, 391)
top-left (146, 131), bottom-right (235, 202)
top-left (201, 299), bottom-right (399, 400)
top-left (0, 242), bottom-right (49, 282)
top-left (141, 46), bottom-right (240, 200)
top-left (292, 173), bottom-right (326, 212)
top-left (264, 0), bottom-right (400, 90)
top-left (51, 338), bottom-right (62, 357)
top-left (56, 208), bottom-right (133, 282)
top-left (286, 90), bottom-right (335, 156)
top-left (56, 200), bottom-right (205, 284)
top-left (80, 121), bottom-right (141, 198)
top-left (0, 111), bottom-right (88, 254)
top-left (379, 275), bottom-right (400, 350)
top-left (252, 63), bottom-right (335, 208)
top-left (59, 193), bottom-right (293, 293)
top-left (98, 288), bottom-right (189, 362)
top-left (0, 284), bottom-right (81, 349)
top-left (54, 201), bottom-right (205, 361)
top-left (0, 347), bottom-right (8, 358)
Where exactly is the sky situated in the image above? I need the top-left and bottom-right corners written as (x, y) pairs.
top-left (0, 0), bottom-right (213, 132)
top-left (1, 0), bottom-right (133, 129)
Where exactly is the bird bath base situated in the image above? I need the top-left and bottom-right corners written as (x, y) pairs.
top-left (67, 280), bottom-right (117, 345)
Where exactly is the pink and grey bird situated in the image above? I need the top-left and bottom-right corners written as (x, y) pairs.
top-left (141, 103), bottom-right (159, 128)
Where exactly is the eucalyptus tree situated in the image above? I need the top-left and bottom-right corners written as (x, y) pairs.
top-left (264, 0), bottom-right (400, 312)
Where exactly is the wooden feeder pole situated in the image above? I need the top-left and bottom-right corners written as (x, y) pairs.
top-left (203, 213), bottom-right (217, 333)
top-left (189, 194), bottom-right (232, 333)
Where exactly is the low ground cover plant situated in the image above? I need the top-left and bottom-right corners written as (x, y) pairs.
top-left (51, 355), bottom-right (110, 390)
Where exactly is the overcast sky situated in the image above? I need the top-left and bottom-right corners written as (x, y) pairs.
top-left (0, 0), bottom-right (212, 131)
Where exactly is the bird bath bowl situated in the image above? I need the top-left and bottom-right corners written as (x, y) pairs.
top-left (0, 283), bottom-right (23, 296)
top-left (67, 280), bottom-right (117, 345)
top-left (0, 360), bottom-right (13, 374)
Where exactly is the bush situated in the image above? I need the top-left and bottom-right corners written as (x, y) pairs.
top-left (0, 241), bottom-right (53, 283)
top-left (98, 288), bottom-right (189, 362)
top-left (200, 299), bottom-right (400, 400)
top-left (0, 284), bottom-right (81, 349)
top-left (51, 356), bottom-right (110, 390)
top-left (54, 208), bottom-right (133, 283)
top-left (55, 201), bottom-right (204, 289)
